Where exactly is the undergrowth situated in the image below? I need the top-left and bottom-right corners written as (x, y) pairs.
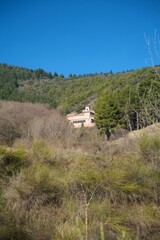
top-left (0, 129), bottom-right (160, 240)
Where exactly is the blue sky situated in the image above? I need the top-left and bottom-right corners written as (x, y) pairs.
top-left (0, 0), bottom-right (160, 76)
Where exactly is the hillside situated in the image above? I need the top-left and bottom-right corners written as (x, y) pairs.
top-left (0, 101), bottom-right (160, 240)
top-left (0, 63), bottom-right (160, 113)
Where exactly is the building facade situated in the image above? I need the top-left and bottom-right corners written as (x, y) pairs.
top-left (67, 106), bottom-right (95, 128)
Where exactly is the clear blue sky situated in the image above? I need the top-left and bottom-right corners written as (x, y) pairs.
top-left (0, 0), bottom-right (160, 76)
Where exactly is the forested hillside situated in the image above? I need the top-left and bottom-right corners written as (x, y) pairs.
top-left (0, 63), bottom-right (160, 136)
top-left (0, 64), bottom-right (159, 111)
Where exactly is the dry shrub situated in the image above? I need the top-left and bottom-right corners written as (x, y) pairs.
top-left (119, 204), bottom-right (160, 240)
top-left (24, 206), bottom-right (56, 240)
top-left (0, 196), bottom-right (31, 240)
top-left (0, 101), bottom-right (52, 145)
top-left (73, 127), bottom-right (104, 153)
top-left (107, 124), bottom-right (160, 157)
top-left (54, 220), bottom-right (84, 240)
top-left (3, 161), bottom-right (68, 239)
top-left (139, 134), bottom-right (160, 167)
top-left (0, 100), bottom-right (74, 147)
top-left (28, 113), bottom-right (74, 147)
top-left (1, 112), bottom-right (160, 240)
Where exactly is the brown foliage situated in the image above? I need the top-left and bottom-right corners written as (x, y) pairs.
top-left (0, 101), bottom-right (73, 146)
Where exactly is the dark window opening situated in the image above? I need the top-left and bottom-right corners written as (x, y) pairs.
top-left (73, 120), bottom-right (86, 124)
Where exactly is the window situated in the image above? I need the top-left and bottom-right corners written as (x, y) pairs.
top-left (73, 120), bottom-right (86, 124)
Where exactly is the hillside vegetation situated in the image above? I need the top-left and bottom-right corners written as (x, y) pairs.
top-left (1, 63), bottom-right (159, 137)
top-left (0, 63), bottom-right (159, 111)
top-left (0, 101), bottom-right (160, 240)
top-left (0, 63), bottom-right (160, 239)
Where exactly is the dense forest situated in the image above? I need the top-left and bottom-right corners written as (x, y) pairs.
top-left (0, 63), bottom-right (160, 136)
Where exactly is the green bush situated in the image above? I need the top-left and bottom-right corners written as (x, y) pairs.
top-left (4, 163), bottom-right (67, 210)
top-left (0, 145), bottom-right (26, 177)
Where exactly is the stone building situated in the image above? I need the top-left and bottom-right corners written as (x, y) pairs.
top-left (67, 106), bottom-right (95, 128)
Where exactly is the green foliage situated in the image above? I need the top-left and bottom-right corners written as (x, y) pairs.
top-left (1, 63), bottom-right (159, 120)
top-left (8, 163), bottom-right (67, 208)
top-left (31, 139), bottom-right (53, 162)
top-left (94, 90), bottom-right (123, 138)
top-left (53, 71), bottom-right (59, 78)
top-left (0, 146), bottom-right (25, 177)
top-left (71, 155), bottom-right (104, 196)
top-left (94, 70), bottom-right (160, 135)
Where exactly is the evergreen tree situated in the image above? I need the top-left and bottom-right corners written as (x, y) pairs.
top-left (94, 90), bottom-right (121, 139)
top-left (68, 74), bottom-right (73, 78)
top-left (53, 72), bottom-right (58, 78)
top-left (59, 74), bottom-right (64, 78)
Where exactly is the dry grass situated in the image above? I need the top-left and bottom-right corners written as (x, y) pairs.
top-left (0, 101), bottom-right (160, 240)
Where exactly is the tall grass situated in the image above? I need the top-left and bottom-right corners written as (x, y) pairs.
top-left (0, 101), bottom-right (160, 239)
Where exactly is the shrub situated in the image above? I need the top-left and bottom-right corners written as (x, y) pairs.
top-left (70, 155), bottom-right (104, 197)
top-left (4, 163), bottom-right (67, 211)
top-left (139, 134), bottom-right (160, 167)
top-left (27, 111), bottom-right (74, 147)
top-left (0, 145), bottom-right (26, 177)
